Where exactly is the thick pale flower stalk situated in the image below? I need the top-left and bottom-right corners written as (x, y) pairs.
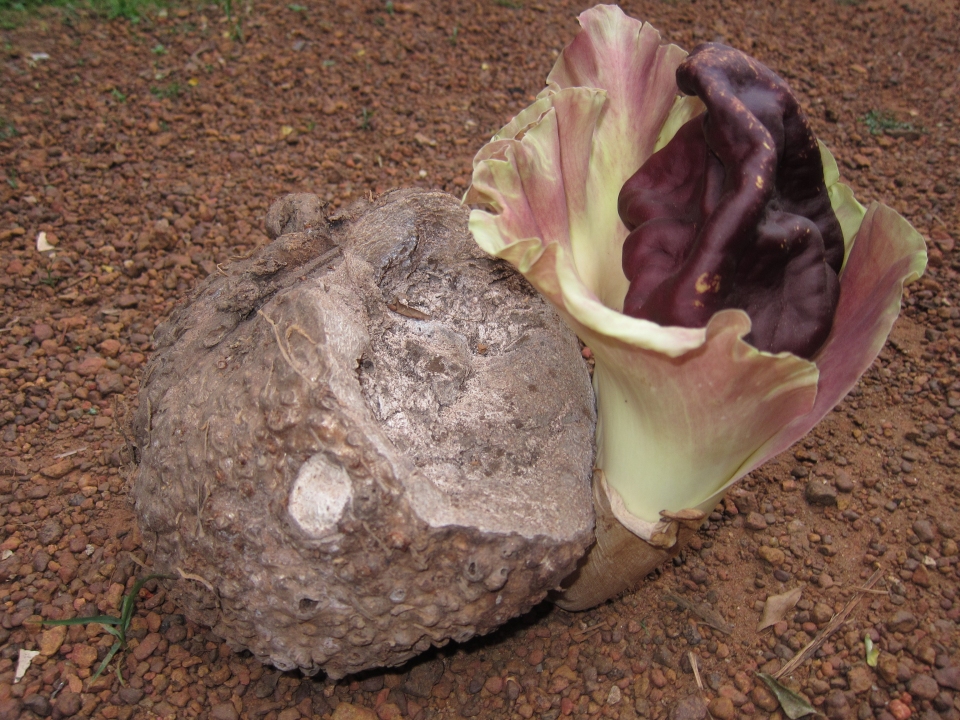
top-left (465, 5), bottom-right (927, 610)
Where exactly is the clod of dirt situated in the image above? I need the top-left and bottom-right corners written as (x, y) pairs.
top-left (132, 189), bottom-right (596, 678)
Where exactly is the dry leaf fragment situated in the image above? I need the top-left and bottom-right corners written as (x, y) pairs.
top-left (14, 649), bottom-right (39, 683)
top-left (757, 673), bottom-right (821, 719)
top-left (758, 586), bottom-right (804, 631)
top-left (664, 594), bottom-right (733, 634)
top-left (36, 231), bottom-right (55, 252)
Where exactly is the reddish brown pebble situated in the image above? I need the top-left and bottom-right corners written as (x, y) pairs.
top-left (888, 699), bottom-right (912, 720)
top-left (332, 704), bottom-right (378, 720)
top-left (750, 684), bottom-right (780, 712)
top-left (709, 697), bottom-right (736, 720)
top-left (210, 703), bottom-right (240, 720)
top-left (376, 703), bottom-right (401, 720)
top-left (133, 632), bottom-right (163, 662)
top-left (75, 356), bottom-right (107, 377)
top-left (483, 676), bottom-right (504, 694)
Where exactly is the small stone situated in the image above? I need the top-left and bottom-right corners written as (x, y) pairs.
top-left (254, 671), bottom-right (280, 698)
top-left (132, 632), bottom-right (162, 661)
top-left (210, 703), bottom-right (240, 720)
top-left (708, 696), bottom-right (736, 720)
top-left (758, 546), bottom-right (786, 566)
top-left (32, 323), bottom-right (54, 342)
top-left (835, 471), bottom-right (855, 492)
top-left (751, 684), bottom-right (780, 712)
top-left (484, 676), bottom-right (503, 694)
top-left (278, 709), bottom-right (301, 720)
top-left (888, 699), bottom-right (912, 720)
top-left (877, 654), bottom-right (899, 684)
top-left (22, 694), bottom-right (51, 718)
top-left (40, 459), bottom-right (75, 479)
top-left (848, 665), bottom-right (875, 694)
top-left (376, 704), bottom-right (401, 720)
top-left (746, 512), bottom-right (768, 531)
top-left (671, 694), bottom-right (707, 720)
top-left (54, 692), bottom-right (82, 718)
top-left (0, 699), bottom-right (22, 720)
top-left (826, 690), bottom-right (851, 720)
top-left (99, 338), bottom-right (122, 358)
top-left (934, 666), bottom-right (960, 690)
top-left (607, 686), bottom-right (622, 705)
top-left (332, 704), bottom-right (379, 720)
top-left (37, 519), bottom-right (64, 545)
top-left (912, 520), bottom-right (936, 543)
top-left (805, 481), bottom-right (838, 506)
top-left (38, 625), bottom-right (66, 656)
top-left (69, 643), bottom-right (98, 668)
top-left (812, 603), bottom-right (834, 625)
top-left (908, 675), bottom-right (940, 700)
top-left (911, 566), bottom-right (931, 588)
top-left (402, 659), bottom-right (444, 698)
top-left (887, 611), bottom-right (918, 633)
top-left (359, 675), bottom-right (384, 693)
top-left (118, 687), bottom-right (144, 704)
top-left (96, 371), bottom-right (126, 395)
top-left (466, 675), bottom-right (483, 694)
top-left (75, 356), bottom-right (107, 377)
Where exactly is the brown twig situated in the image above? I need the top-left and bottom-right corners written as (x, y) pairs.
top-left (570, 623), bottom-right (607, 643)
top-left (774, 567), bottom-right (883, 679)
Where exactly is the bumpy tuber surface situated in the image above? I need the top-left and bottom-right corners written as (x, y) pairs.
top-left (133, 189), bottom-right (596, 678)
top-left (619, 43), bottom-right (845, 359)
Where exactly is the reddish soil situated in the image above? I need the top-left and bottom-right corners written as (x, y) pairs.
top-left (1, 1), bottom-right (959, 720)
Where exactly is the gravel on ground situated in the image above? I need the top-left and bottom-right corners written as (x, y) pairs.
top-left (1, 0), bottom-right (959, 719)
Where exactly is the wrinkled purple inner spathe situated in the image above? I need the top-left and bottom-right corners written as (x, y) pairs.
top-left (618, 43), bottom-right (845, 359)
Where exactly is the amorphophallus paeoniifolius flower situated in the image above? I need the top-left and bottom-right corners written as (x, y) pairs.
top-left (464, 4), bottom-right (927, 609)
top-left (620, 43), bottom-right (846, 360)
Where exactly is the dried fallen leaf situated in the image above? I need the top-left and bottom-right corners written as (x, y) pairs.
top-left (664, 594), bottom-right (733, 634)
top-left (865, 636), bottom-right (879, 667)
top-left (14, 649), bottom-right (39, 683)
top-left (758, 586), bottom-right (804, 631)
top-left (757, 673), bottom-right (821, 719)
top-left (36, 231), bottom-right (55, 252)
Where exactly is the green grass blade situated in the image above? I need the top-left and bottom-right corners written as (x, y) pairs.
top-left (90, 640), bottom-right (122, 685)
top-left (120, 574), bottom-right (171, 631)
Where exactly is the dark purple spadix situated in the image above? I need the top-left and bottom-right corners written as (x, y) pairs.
top-left (618, 43), bottom-right (845, 359)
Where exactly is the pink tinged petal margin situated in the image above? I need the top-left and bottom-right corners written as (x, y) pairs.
top-left (746, 203), bottom-right (928, 471)
top-left (542, 5), bottom-right (690, 310)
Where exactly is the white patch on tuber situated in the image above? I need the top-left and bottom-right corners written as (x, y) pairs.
top-left (288, 453), bottom-right (352, 537)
